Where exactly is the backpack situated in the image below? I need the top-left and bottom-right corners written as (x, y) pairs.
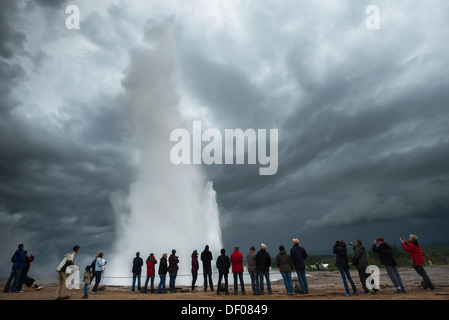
top-left (11, 252), bottom-right (17, 263)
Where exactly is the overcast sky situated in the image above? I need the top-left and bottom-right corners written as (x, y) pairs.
top-left (1, 0), bottom-right (449, 276)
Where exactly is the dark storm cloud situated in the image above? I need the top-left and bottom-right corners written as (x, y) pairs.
top-left (1, 0), bottom-right (448, 277)
top-left (172, 1), bottom-right (449, 251)
top-left (0, 99), bottom-right (136, 269)
top-left (0, 0), bottom-right (136, 273)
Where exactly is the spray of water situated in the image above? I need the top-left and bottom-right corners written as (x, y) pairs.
top-left (107, 20), bottom-right (222, 285)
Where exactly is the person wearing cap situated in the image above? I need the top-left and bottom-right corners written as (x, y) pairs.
top-left (82, 265), bottom-right (92, 298)
top-left (230, 245), bottom-right (246, 295)
top-left (255, 243), bottom-right (272, 295)
top-left (290, 238), bottom-right (309, 294)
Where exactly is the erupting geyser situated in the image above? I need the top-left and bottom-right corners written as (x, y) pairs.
top-left (107, 21), bottom-right (222, 285)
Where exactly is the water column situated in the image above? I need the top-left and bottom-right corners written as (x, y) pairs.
top-left (107, 21), bottom-right (222, 286)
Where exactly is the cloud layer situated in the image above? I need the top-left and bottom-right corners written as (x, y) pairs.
top-left (1, 0), bottom-right (449, 275)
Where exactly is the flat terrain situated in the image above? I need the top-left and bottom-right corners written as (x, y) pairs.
top-left (1, 266), bottom-right (448, 300)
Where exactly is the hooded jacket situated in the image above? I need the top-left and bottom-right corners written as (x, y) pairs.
top-left (56, 251), bottom-right (76, 272)
top-left (168, 254), bottom-right (179, 273)
top-left (372, 242), bottom-right (397, 266)
top-left (158, 257), bottom-right (168, 275)
top-left (11, 249), bottom-right (26, 270)
top-left (333, 243), bottom-right (349, 269)
top-left (132, 256), bottom-right (143, 274)
top-left (146, 256), bottom-right (157, 276)
top-left (276, 250), bottom-right (295, 273)
top-left (402, 241), bottom-right (425, 266)
top-left (352, 244), bottom-right (369, 270)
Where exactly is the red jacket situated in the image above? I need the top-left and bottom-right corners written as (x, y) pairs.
top-left (146, 256), bottom-right (157, 276)
top-left (230, 250), bottom-right (244, 273)
top-left (402, 241), bottom-right (424, 266)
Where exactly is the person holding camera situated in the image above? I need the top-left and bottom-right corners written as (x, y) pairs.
top-left (372, 237), bottom-right (405, 293)
top-left (352, 239), bottom-right (378, 294)
top-left (401, 234), bottom-right (436, 291)
top-left (333, 239), bottom-right (358, 296)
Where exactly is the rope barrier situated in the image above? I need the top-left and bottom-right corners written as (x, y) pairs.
top-left (101, 270), bottom-right (284, 279)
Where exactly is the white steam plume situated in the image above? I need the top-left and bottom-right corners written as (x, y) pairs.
top-left (107, 20), bottom-right (222, 285)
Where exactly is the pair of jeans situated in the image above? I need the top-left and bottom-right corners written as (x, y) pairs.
top-left (385, 265), bottom-right (405, 290)
top-left (217, 272), bottom-right (229, 294)
top-left (258, 270), bottom-right (272, 294)
top-left (339, 267), bottom-right (357, 294)
top-left (132, 273), bottom-right (141, 292)
top-left (233, 272), bottom-right (245, 294)
top-left (3, 268), bottom-right (23, 292)
top-left (144, 274), bottom-right (155, 293)
top-left (413, 265), bottom-right (435, 290)
top-left (169, 271), bottom-right (177, 292)
top-left (92, 271), bottom-right (102, 293)
top-left (281, 271), bottom-right (294, 294)
top-left (157, 274), bottom-right (167, 293)
top-left (296, 269), bottom-right (309, 293)
top-left (191, 270), bottom-right (198, 291)
top-left (203, 266), bottom-right (214, 291)
top-left (84, 283), bottom-right (89, 297)
top-left (247, 268), bottom-right (259, 294)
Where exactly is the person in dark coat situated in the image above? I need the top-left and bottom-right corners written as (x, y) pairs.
top-left (333, 239), bottom-right (358, 296)
top-left (372, 237), bottom-right (405, 293)
top-left (290, 238), bottom-right (309, 294)
top-left (131, 252), bottom-right (143, 293)
top-left (276, 245), bottom-right (295, 295)
top-left (216, 248), bottom-right (231, 295)
top-left (4, 244), bottom-right (26, 293)
top-left (17, 250), bottom-right (34, 292)
top-left (352, 239), bottom-right (377, 294)
top-left (168, 249), bottom-right (179, 293)
top-left (255, 243), bottom-right (272, 295)
top-left (157, 253), bottom-right (168, 293)
top-left (201, 245), bottom-right (214, 292)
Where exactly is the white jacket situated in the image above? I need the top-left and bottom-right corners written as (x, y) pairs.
top-left (56, 251), bottom-right (76, 272)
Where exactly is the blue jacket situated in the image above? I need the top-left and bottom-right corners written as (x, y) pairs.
top-left (12, 249), bottom-right (26, 269)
